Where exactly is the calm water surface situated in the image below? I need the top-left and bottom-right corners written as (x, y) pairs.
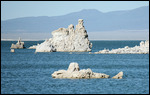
top-left (1, 40), bottom-right (149, 94)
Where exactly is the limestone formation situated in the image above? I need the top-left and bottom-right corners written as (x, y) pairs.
top-left (51, 62), bottom-right (110, 79)
top-left (35, 19), bottom-right (92, 52)
top-left (94, 40), bottom-right (149, 54)
top-left (10, 37), bottom-right (25, 49)
top-left (112, 71), bottom-right (123, 79)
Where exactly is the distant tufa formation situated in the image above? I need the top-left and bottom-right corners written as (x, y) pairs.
top-left (35, 19), bottom-right (92, 52)
top-left (94, 40), bottom-right (149, 54)
top-left (11, 37), bottom-right (25, 49)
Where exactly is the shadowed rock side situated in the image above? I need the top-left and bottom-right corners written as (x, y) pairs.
top-left (35, 19), bottom-right (92, 52)
top-left (10, 37), bottom-right (25, 49)
top-left (94, 40), bottom-right (149, 54)
top-left (51, 62), bottom-right (110, 79)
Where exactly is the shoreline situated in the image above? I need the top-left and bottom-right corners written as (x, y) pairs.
top-left (1, 39), bottom-right (146, 41)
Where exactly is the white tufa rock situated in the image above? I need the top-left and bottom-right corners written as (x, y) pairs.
top-left (10, 37), bottom-right (25, 49)
top-left (94, 40), bottom-right (149, 54)
top-left (36, 39), bottom-right (56, 52)
top-left (112, 71), bottom-right (123, 79)
top-left (28, 44), bottom-right (40, 49)
top-left (10, 49), bottom-right (15, 52)
top-left (67, 62), bottom-right (80, 72)
top-left (35, 19), bottom-right (92, 52)
top-left (51, 62), bottom-right (110, 79)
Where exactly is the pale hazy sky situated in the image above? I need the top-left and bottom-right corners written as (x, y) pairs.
top-left (1, 1), bottom-right (149, 21)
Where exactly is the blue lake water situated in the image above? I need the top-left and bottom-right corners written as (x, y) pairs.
top-left (1, 40), bottom-right (149, 94)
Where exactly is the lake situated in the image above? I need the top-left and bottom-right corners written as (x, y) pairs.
top-left (1, 40), bottom-right (149, 94)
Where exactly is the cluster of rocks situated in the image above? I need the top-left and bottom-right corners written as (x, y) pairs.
top-left (11, 19), bottom-right (146, 80)
top-left (10, 37), bottom-right (25, 49)
top-left (35, 19), bottom-right (92, 52)
top-left (51, 62), bottom-right (123, 79)
top-left (94, 40), bottom-right (149, 54)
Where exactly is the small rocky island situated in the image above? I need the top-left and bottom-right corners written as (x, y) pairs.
top-left (10, 37), bottom-right (26, 49)
top-left (52, 62), bottom-right (123, 79)
top-left (94, 40), bottom-right (149, 54)
top-left (35, 19), bottom-right (92, 52)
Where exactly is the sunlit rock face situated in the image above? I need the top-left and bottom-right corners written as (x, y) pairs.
top-left (35, 19), bottom-right (92, 52)
top-left (94, 40), bottom-right (149, 54)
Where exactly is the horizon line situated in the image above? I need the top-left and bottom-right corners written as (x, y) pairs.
top-left (1, 39), bottom-right (147, 41)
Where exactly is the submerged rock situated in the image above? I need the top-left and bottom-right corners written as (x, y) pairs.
top-left (94, 40), bottom-right (149, 54)
top-left (51, 62), bottom-right (110, 79)
top-left (10, 37), bottom-right (25, 49)
top-left (35, 19), bottom-right (92, 52)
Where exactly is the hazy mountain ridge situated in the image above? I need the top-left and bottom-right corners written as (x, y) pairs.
top-left (1, 6), bottom-right (149, 34)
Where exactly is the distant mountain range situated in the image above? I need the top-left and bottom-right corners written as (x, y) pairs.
top-left (1, 6), bottom-right (149, 34)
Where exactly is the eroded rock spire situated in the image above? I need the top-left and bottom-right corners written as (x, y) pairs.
top-left (36, 19), bottom-right (92, 52)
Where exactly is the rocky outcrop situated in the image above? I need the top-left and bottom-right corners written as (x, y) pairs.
top-left (112, 71), bottom-right (123, 79)
top-left (10, 37), bottom-right (25, 49)
top-left (35, 39), bottom-right (56, 52)
top-left (28, 44), bottom-right (40, 49)
top-left (51, 62), bottom-right (110, 79)
top-left (35, 19), bottom-right (92, 52)
top-left (94, 40), bottom-right (149, 54)
top-left (10, 49), bottom-right (15, 52)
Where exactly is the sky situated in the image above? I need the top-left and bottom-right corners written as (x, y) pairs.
top-left (1, 1), bottom-right (149, 21)
top-left (1, 1), bottom-right (149, 40)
